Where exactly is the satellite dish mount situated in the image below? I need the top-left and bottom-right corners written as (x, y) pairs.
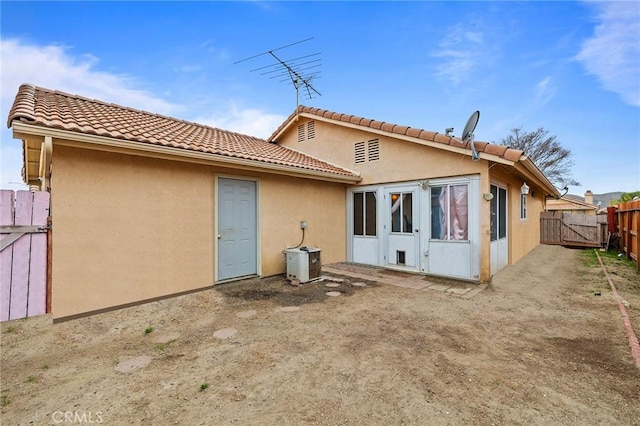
top-left (461, 110), bottom-right (481, 161)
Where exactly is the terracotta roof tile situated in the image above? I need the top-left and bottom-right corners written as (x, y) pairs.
top-left (393, 125), bottom-right (409, 135)
top-left (268, 105), bottom-right (525, 163)
top-left (433, 133), bottom-right (452, 145)
top-left (370, 120), bottom-right (384, 130)
top-left (380, 122), bottom-right (395, 132)
top-left (7, 84), bottom-right (358, 179)
top-left (502, 148), bottom-right (524, 162)
top-left (483, 144), bottom-right (509, 157)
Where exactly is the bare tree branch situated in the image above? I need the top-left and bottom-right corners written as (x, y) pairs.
top-left (501, 127), bottom-right (579, 187)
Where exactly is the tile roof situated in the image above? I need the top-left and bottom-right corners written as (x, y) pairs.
top-left (268, 106), bottom-right (525, 163)
top-left (7, 84), bottom-right (359, 179)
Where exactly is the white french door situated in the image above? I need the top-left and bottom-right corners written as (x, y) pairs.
top-left (385, 186), bottom-right (420, 269)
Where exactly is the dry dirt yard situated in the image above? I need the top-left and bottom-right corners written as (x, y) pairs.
top-left (1, 245), bottom-right (639, 425)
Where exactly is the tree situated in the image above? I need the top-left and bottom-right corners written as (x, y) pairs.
top-left (610, 191), bottom-right (640, 205)
top-left (500, 127), bottom-right (579, 187)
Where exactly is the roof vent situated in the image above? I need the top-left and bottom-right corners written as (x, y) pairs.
top-left (368, 139), bottom-right (380, 161)
top-left (354, 141), bottom-right (366, 163)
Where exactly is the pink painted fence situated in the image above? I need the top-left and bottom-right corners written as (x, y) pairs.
top-left (0, 190), bottom-right (50, 321)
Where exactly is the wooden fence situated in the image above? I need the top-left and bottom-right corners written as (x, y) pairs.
top-left (540, 211), bottom-right (600, 247)
top-left (0, 190), bottom-right (50, 322)
top-left (614, 200), bottom-right (640, 270)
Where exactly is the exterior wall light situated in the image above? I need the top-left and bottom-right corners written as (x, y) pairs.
top-left (521, 182), bottom-right (530, 195)
top-left (483, 192), bottom-right (494, 201)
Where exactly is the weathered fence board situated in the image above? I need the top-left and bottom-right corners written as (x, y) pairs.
top-left (0, 191), bottom-right (14, 321)
top-left (616, 200), bottom-right (640, 270)
top-left (540, 211), bottom-right (600, 247)
top-left (0, 190), bottom-right (50, 321)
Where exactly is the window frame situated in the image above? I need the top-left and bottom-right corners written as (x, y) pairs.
top-left (353, 190), bottom-right (377, 237)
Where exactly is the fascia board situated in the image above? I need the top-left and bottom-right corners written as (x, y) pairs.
top-left (11, 122), bottom-right (361, 184)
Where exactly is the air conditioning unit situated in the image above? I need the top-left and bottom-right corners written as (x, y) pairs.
top-left (285, 247), bottom-right (321, 283)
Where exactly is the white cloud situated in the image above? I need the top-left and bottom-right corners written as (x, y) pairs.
top-left (432, 26), bottom-right (485, 85)
top-left (576, 1), bottom-right (640, 107)
top-left (0, 39), bottom-right (182, 116)
top-left (0, 38), bottom-right (286, 190)
top-left (534, 76), bottom-right (556, 105)
top-left (192, 104), bottom-right (286, 139)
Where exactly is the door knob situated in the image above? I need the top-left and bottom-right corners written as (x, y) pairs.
top-left (217, 234), bottom-right (222, 240)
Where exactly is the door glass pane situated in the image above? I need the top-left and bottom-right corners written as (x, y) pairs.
top-left (353, 192), bottom-right (363, 236)
top-left (391, 193), bottom-right (401, 232)
top-left (490, 185), bottom-right (498, 242)
top-left (402, 193), bottom-right (413, 233)
top-left (498, 188), bottom-right (507, 239)
top-left (365, 192), bottom-right (377, 236)
top-left (431, 186), bottom-right (445, 239)
top-left (450, 185), bottom-right (468, 240)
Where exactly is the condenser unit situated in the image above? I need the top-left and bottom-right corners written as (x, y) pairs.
top-left (285, 247), bottom-right (321, 283)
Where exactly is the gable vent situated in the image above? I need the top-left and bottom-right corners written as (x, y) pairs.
top-left (368, 139), bottom-right (380, 161)
top-left (307, 121), bottom-right (316, 139)
top-left (354, 141), bottom-right (366, 163)
top-left (297, 124), bottom-right (305, 143)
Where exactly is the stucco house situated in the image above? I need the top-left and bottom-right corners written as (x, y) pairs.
top-left (7, 84), bottom-right (559, 320)
top-left (546, 191), bottom-right (598, 215)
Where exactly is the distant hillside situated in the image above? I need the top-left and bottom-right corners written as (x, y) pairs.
top-left (595, 192), bottom-right (624, 206)
top-left (564, 191), bottom-right (624, 206)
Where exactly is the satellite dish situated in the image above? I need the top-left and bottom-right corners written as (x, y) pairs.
top-left (461, 110), bottom-right (480, 161)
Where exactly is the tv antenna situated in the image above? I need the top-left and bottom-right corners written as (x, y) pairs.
top-left (235, 38), bottom-right (322, 114)
top-left (461, 110), bottom-right (480, 161)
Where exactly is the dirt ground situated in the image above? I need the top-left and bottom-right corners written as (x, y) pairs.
top-left (1, 245), bottom-right (639, 425)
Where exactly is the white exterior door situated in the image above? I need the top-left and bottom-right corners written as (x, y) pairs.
top-left (426, 178), bottom-right (479, 280)
top-left (350, 189), bottom-right (380, 265)
top-left (490, 184), bottom-right (508, 275)
top-left (217, 178), bottom-right (258, 281)
top-left (385, 186), bottom-right (420, 269)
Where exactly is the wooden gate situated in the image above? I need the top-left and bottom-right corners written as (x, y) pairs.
top-left (0, 190), bottom-right (50, 322)
top-left (540, 211), bottom-right (600, 247)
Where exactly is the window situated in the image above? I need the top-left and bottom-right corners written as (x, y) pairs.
top-left (353, 191), bottom-right (377, 236)
top-left (520, 193), bottom-right (527, 220)
top-left (390, 192), bottom-right (413, 233)
top-left (490, 185), bottom-right (507, 241)
top-left (431, 185), bottom-right (469, 240)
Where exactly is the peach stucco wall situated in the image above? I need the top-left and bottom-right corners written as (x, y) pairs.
top-left (259, 175), bottom-right (346, 275)
top-left (50, 144), bottom-right (346, 319)
top-left (281, 117), bottom-right (544, 279)
top-left (51, 145), bottom-right (215, 318)
top-left (279, 117), bottom-right (486, 185)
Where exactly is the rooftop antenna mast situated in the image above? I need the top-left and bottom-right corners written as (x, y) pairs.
top-left (235, 38), bottom-right (322, 118)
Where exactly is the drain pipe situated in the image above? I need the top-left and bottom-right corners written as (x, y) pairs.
top-left (594, 249), bottom-right (640, 370)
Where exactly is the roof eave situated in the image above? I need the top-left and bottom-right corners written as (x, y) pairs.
top-left (11, 121), bottom-right (362, 184)
top-left (516, 157), bottom-right (561, 197)
top-left (273, 112), bottom-right (515, 165)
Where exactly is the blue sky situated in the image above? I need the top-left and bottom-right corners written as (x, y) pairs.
top-left (1, 1), bottom-right (638, 195)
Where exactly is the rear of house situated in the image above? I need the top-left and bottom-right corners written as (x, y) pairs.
top-left (7, 84), bottom-right (558, 320)
top-left (270, 108), bottom-right (558, 281)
